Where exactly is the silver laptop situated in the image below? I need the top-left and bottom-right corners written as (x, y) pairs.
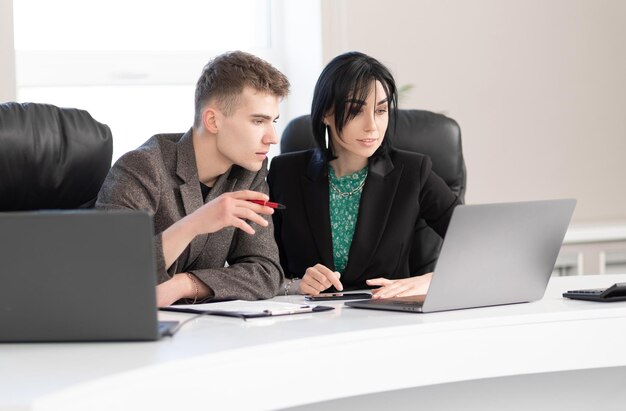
top-left (0, 210), bottom-right (177, 342)
top-left (346, 199), bottom-right (576, 313)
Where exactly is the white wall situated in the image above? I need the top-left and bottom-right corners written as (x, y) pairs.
top-left (322, 0), bottom-right (626, 223)
top-left (0, 0), bottom-right (16, 101)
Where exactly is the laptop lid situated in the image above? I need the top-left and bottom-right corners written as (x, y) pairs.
top-left (346, 199), bottom-right (576, 313)
top-left (0, 210), bottom-right (166, 342)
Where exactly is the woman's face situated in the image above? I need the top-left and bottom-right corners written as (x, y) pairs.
top-left (326, 80), bottom-right (389, 161)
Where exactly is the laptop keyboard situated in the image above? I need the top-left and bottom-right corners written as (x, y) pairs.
top-left (365, 299), bottom-right (420, 306)
top-left (389, 301), bottom-right (422, 306)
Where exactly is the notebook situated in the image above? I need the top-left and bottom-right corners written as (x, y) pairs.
top-left (346, 199), bottom-right (576, 313)
top-left (0, 210), bottom-right (177, 342)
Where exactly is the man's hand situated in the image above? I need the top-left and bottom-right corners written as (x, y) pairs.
top-left (188, 190), bottom-right (274, 236)
top-left (299, 264), bottom-right (343, 295)
top-left (162, 190), bottom-right (274, 269)
top-left (367, 272), bottom-right (433, 299)
top-left (156, 273), bottom-right (211, 307)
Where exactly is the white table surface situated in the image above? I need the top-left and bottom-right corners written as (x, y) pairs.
top-left (3, 274), bottom-right (626, 411)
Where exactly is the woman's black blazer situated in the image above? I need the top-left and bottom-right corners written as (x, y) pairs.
top-left (268, 148), bottom-right (461, 290)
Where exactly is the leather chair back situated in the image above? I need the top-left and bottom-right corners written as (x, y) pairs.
top-left (279, 109), bottom-right (466, 274)
top-left (0, 102), bottom-right (113, 210)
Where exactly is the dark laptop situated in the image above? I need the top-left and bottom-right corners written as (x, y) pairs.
top-left (346, 199), bottom-right (576, 313)
top-left (0, 210), bottom-right (177, 342)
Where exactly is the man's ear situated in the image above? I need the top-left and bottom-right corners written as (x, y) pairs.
top-left (203, 108), bottom-right (219, 133)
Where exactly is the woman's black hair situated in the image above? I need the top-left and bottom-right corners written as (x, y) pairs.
top-left (311, 51), bottom-right (398, 161)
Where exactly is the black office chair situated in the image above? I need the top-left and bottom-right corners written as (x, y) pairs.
top-left (0, 102), bottom-right (113, 211)
top-left (280, 109), bottom-right (466, 274)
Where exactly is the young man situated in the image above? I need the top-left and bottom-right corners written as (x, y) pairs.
top-left (97, 51), bottom-right (290, 306)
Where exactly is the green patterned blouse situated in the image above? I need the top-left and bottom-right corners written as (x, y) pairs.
top-left (328, 165), bottom-right (368, 274)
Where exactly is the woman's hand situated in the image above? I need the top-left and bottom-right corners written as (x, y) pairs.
top-left (367, 273), bottom-right (433, 299)
top-left (299, 264), bottom-right (343, 295)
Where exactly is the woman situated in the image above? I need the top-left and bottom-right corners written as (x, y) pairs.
top-left (268, 51), bottom-right (461, 298)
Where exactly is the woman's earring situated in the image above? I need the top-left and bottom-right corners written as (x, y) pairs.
top-left (324, 125), bottom-right (329, 150)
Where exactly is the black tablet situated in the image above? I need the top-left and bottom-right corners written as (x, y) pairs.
top-left (305, 292), bottom-right (372, 302)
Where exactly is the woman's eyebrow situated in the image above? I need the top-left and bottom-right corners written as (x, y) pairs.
top-left (345, 98), bottom-right (388, 106)
top-left (346, 98), bottom-right (366, 105)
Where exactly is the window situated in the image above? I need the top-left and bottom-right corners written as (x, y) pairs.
top-left (13, 0), bottom-right (279, 162)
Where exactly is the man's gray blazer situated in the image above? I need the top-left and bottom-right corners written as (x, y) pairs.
top-left (96, 129), bottom-right (283, 300)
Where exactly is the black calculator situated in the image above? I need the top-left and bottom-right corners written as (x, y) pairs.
top-left (563, 283), bottom-right (626, 302)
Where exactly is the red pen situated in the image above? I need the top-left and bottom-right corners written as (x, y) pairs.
top-left (247, 199), bottom-right (287, 210)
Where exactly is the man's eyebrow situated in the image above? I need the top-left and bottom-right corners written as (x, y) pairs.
top-left (250, 114), bottom-right (273, 120)
top-left (250, 113), bottom-right (280, 122)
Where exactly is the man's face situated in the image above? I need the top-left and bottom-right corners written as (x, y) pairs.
top-left (214, 87), bottom-right (280, 172)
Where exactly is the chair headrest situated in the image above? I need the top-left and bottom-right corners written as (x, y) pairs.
top-left (0, 102), bottom-right (113, 210)
top-left (390, 110), bottom-right (465, 199)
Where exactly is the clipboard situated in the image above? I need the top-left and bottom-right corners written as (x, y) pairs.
top-left (160, 300), bottom-right (334, 319)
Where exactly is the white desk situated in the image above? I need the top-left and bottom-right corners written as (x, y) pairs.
top-left (3, 274), bottom-right (626, 411)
